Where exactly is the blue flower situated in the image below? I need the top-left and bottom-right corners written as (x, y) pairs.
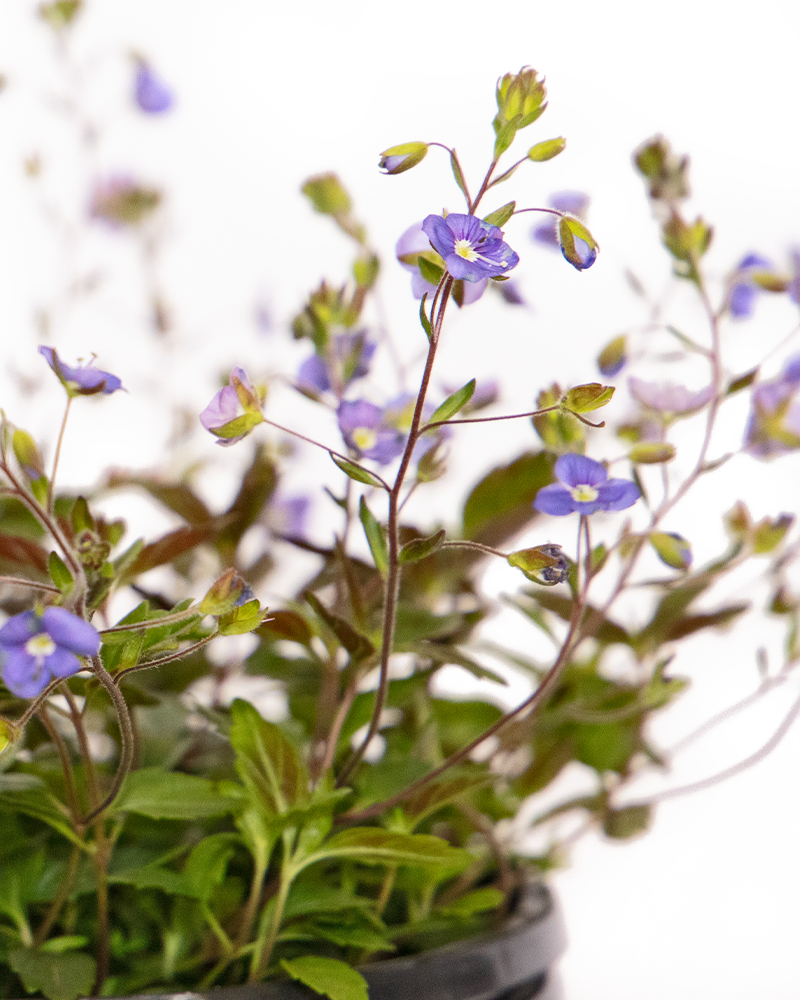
top-left (744, 354), bottom-right (800, 457)
top-left (729, 253), bottom-right (772, 319)
top-left (422, 213), bottom-right (519, 282)
top-left (297, 333), bottom-right (376, 397)
top-left (134, 63), bottom-right (173, 114)
top-left (396, 221), bottom-right (488, 304)
top-left (39, 346), bottom-right (123, 396)
top-left (337, 400), bottom-right (405, 465)
top-left (0, 607), bottom-right (100, 699)
top-left (534, 454), bottom-right (640, 516)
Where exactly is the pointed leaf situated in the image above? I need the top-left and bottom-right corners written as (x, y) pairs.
top-left (230, 698), bottom-right (308, 816)
top-left (483, 201), bottom-right (516, 228)
top-left (359, 497), bottom-right (388, 576)
top-left (450, 150), bottom-right (468, 199)
top-left (281, 956), bottom-right (368, 1000)
top-left (113, 768), bottom-right (240, 819)
top-left (330, 454), bottom-right (387, 489)
top-left (10, 948), bottom-right (95, 1000)
top-left (419, 293), bottom-right (433, 341)
top-left (399, 528), bottom-right (446, 564)
top-left (429, 379), bottom-right (476, 424)
top-left (307, 829), bottom-right (470, 870)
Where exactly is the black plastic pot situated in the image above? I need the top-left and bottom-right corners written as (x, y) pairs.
top-left (120, 883), bottom-right (566, 1000)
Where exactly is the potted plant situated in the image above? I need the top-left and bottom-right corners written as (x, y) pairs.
top-left (2, 12), bottom-right (800, 1000)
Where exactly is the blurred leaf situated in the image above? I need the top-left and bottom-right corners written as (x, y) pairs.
top-left (281, 956), bottom-right (368, 1000)
top-left (418, 255), bottom-right (444, 287)
top-left (359, 497), bottom-right (388, 577)
top-left (114, 769), bottom-right (240, 820)
top-left (260, 609), bottom-right (313, 645)
top-left (629, 442), bottom-right (676, 464)
top-left (0, 533), bottom-right (49, 574)
top-left (230, 698), bottom-right (308, 816)
top-left (462, 450), bottom-right (554, 546)
top-left (304, 591), bottom-right (375, 665)
top-left (399, 529), bottom-right (446, 564)
top-left (527, 137), bottom-right (566, 161)
top-left (122, 525), bottom-right (216, 580)
top-left (307, 829), bottom-right (470, 871)
top-left (48, 551), bottom-right (73, 591)
top-left (105, 473), bottom-right (212, 526)
top-left (10, 948), bottom-right (95, 1000)
top-left (603, 804), bottom-right (651, 839)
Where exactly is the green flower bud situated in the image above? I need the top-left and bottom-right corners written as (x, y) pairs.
top-left (378, 142), bottom-right (428, 175)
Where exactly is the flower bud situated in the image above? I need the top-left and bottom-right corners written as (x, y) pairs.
top-left (558, 216), bottom-right (598, 270)
top-left (508, 544), bottom-right (569, 585)
top-left (200, 568), bottom-right (253, 615)
top-left (650, 532), bottom-right (692, 570)
top-left (598, 335), bottom-right (628, 377)
top-left (378, 142), bottom-right (428, 175)
top-left (562, 383), bottom-right (615, 414)
top-left (495, 67), bottom-right (547, 129)
top-left (12, 429), bottom-right (45, 480)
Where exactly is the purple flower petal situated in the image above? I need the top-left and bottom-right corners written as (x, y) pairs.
top-left (595, 479), bottom-right (641, 511)
top-left (298, 355), bottom-right (331, 393)
top-left (533, 483), bottom-right (579, 516)
top-left (554, 453), bottom-right (608, 488)
top-left (39, 346), bottom-right (123, 396)
top-left (0, 611), bottom-right (38, 646)
top-left (629, 377), bottom-right (714, 415)
top-left (550, 191), bottom-right (590, 216)
top-left (41, 607), bottom-right (100, 656)
top-left (2, 650), bottom-right (48, 698)
top-left (422, 213), bottom-right (519, 283)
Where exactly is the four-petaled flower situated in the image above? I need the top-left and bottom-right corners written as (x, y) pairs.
top-left (422, 213), bottom-right (519, 283)
top-left (134, 63), bottom-right (174, 114)
top-left (200, 367), bottom-right (264, 447)
top-left (0, 607), bottom-right (100, 699)
top-left (337, 400), bottom-right (405, 465)
top-left (534, 453), bottom-right (640, 516)
top-left (39, 346), bottom-right (123, 396)
top-left (396, 221), bottom-right (488, 304)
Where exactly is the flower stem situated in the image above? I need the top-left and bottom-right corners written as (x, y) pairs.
top-left (47, 396), bottom-right (72, 514)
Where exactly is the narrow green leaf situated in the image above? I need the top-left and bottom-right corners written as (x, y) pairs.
top-left (359, 496), bottom-right (388, 576)
top-left (483, 201), bottom-right (516, 228)
top-left (230, 698), bottom-right (308, 816)
top-left (450, 150), bottom-right (467, 198)
top-left (429, 379), bottom-right (476, 424)
top-left (418, 254), bottom-right (444, 286)
top-left (330, 454), bottom-right (386, 489)
top-left (419, 292), bottom-right (433, 341)
top-left (399, 528), bottom-right (446, 564)
top-left (281, 956), bottom-right (368, 1000)
top-left (48, 551), bottom-right (73, 591)
top-left (304, 591), bottom-right (375, 664)
top-left (307, 828), bottom-right (470, 870)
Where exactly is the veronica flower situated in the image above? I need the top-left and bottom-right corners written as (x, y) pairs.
top-left (788, 248), bottom-right (800, 307)
top-left (628, 377), bottom-right (714, 417)
top-left (39, 346), bottom-right (123, 396)
top-left (265, 495), bottom-right (310, 539)
top-left (396, 222), bottom-right (487, 304)
top-left (534, 454), bottom-right (640, 516)
top-left (729, 253), bottom-right (772, 318)
top-left (422, 213), bottom-right (519, 282)
top-left (200, 367), bottom-right (264, 447)
top-left (134, 63), bottom-right (174, 114)
top-left (0, 607), bottom-right (100, 699)
top-left (744, 354), bottom-right (800, 457)
top-left (532, 191), bottom-right (590, 248)
top-left (337, 400), bottom-right (405, 465)
top-left (297, 333), bottom-right (377, 397)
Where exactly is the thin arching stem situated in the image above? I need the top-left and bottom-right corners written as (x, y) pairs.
top-left (47, 396), bottom-right (72, 514)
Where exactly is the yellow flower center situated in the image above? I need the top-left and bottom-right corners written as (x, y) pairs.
top-left (570, 483), bottom-right (599, 503)
top-left (454, 238), bottom-right (479, 261)
top-left (25, 633), bottom-right (55, 665)
top-left (352, 427), bottom-right (377, 452)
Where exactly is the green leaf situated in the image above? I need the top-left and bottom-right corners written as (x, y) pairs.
top-left (182, 833), bottom-right (239, 903)
top-left (527, 137), bottom-right (566, 161)
top-left (10, 948), bottom-right (95, 1000)
top-left (429, 379), bottom-right (476, 424)
top-left (0, 776), bottom-right (84, 848)
top-left (462, 450), bottom-right (555, 546)
top-left (649, 532), bottom-right (692, 570)
top-left (108, 866), bottom-right (198, 897)
top-left (450, 150), bottom-right (468, 199)
top-left (281, 956), bottom-right (368, 1000)
top-left (48, 551), bottom-right (73, 591)
top-left (726, 368), bottom-right (759, 395)
top-left (218, 598), bottom-right (265, 635)
top-left (419, 293), bottom-right (433, 341)
top-left (359, 496), bottom-right (388, 577)
top-left (399, 528), bottom-right (446, 564)
top-left (113, 768), bottom-right (241, 820)
top-left (304, 591), bottom-right (375, 665)
top-left (330, 453), bottom-right (387, 489)
top-left (353, 254), bottom-right (379, 288)
top-left (438, 886), bottom-right (505, 917)
top-left (418, 254), bottom-right (444, 287)
top-left (483, 202), bottom-right (516, 228)
top-left (306, 829), bottom-right (470, 871)
top-left (230, 699), bottom-right (308, 816)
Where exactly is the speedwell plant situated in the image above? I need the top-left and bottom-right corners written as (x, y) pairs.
top-left (2, 38), bottom-right (800, 1000)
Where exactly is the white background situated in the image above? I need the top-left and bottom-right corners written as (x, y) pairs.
top-left (1, 1), bottom-right (800, 997)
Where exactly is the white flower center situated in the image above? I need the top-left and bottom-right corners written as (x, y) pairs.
top-left (25, 633), bottom-right (56, 665)
top-left (570, 483), bottom-right (598, 503)
top-left (352, 427), bottom-right (377, 451)
top-left (454, 238), bottom-right (479, 261)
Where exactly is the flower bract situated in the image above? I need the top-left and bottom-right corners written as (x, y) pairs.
top-left (534, 453), bottom-right (640, 516)
top-left (422, 214), bottom-right (519, 283)
top-left (0, 607), bottom-right (100, 699)
top-left (39, 346), bottom-right (123, 396)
